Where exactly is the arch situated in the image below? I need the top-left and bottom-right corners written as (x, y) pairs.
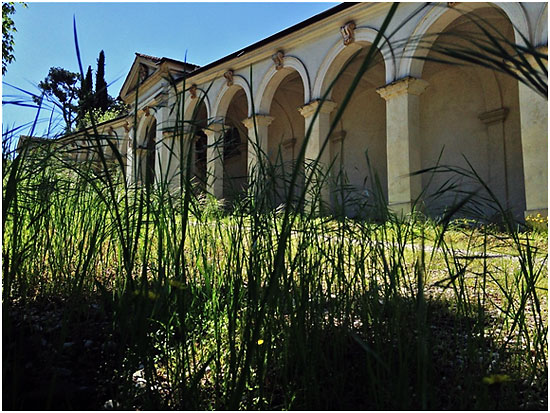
top-left (211, 74), bottom-right (253, 119)
top-left (495, 2), bottom-right (531, 45)
top-left (312, 27), bottom-right (395, 99)
top-left (400, 2), bottom-right (530, 78)
top-left (184, 87), bottom-right (211, 121)
top-left (533, 3), bottom-right (548, 48)
top-left (256, 55), bottom-right (311, 113)
top-left (136, 111), bottom-right (158, 146)
top-left (133, 113), bottom-right (158, 185)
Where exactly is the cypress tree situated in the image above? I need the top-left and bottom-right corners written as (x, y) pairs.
top-left (82, 65), bottom-right (93, 110)
top-left (77, 65), bottom-right (94, 128)
top-left (84, 66), bottom-right (93, 100)
top-left (95, 50), bottom-right (109, 112)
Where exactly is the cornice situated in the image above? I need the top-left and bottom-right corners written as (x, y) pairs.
top-left (178, 2), bottom-right (391, 91)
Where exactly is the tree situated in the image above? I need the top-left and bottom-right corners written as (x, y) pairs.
top-left (77, 65), bottom-right (94, 128)
top-left (95, 50), bottom-right (110, 112)
top-left (2, 2), bottom-right (26, 75)
top-left (34, 67), bottom-right (81, 132)
top-left (35, 51), bottom-right (127, 133)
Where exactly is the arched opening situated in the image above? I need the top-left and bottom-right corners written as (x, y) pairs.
top-left (418, 6), bottom-right (525, 218)
top-left (321, 45), bottom-right (387, 217)
top-left (266, 70), bottom-right (306, 206)
top-left (222, 88), bottom-right (248, 200)
top-left (137, 117), bottom-right (157, 186)
top-left (190, 102), bottom-right (208, 192)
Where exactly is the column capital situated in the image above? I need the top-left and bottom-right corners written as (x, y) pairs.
top-left (242, 115), bottom-right (274, 130)
top-left (507, 46), bottom-right (547, 75)
top-left (376, 76), bottom-right (429, 101)
top-left (162, 130), bottom-right (176, 139)
top-left (204, 122), bottom-right (225, 135)
top-left (478, 107), bottom-right (509, 125)
top-left (298, 99), bottom-right (337, 119)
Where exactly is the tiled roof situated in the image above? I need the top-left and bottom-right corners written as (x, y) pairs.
top-left (135, 52), bottom-right (162, 62)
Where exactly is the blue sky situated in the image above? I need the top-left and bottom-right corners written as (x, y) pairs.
top-left (2, 1), bottom-right (337, 137)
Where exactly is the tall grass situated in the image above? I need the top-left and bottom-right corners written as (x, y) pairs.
top-left (3, 3), bottom-right (547, 409)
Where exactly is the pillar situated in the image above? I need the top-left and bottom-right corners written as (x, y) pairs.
top-left (154, 107), bottom-right (169, 186)
top-left (518, 52), bottom-right (548, 218)
top-left (135, 147), bottom-right (147, 184)
top-left (242, 114), bottom-right (274, 182)
top-left (205, 123), bottom-right (225, 199)
top-left (158, 131), bottom-right (182, 190)
top-left (478, 108), bottom-right (509, 207)
top-left (298, 100), bottom-right (337, 213)
top-left (123, 126), bottom-right (135, 185)
top-left (377, 76), bottom-right (429, 215)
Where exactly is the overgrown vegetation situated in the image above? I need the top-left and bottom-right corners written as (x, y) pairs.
top-left (2, 3), bottom-right (547, 410)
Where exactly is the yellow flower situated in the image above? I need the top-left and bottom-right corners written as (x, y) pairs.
top-left (257, 339), bottom-right (264, 345)
top-left (168, 279), bottom-right (185, 289)
top-left (482, 374), bottom-right (511, 385)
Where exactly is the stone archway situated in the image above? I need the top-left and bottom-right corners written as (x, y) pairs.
top-left (254, 66), bottom-right (308, 206)
top-left (209, 75), bottom-right (253, 200)
top-left (414, 6), bottom-right (526, 218)
top-left (312, 35), bottom-right (389, 217)
top-left (135, 114), bottom-right (157, 186)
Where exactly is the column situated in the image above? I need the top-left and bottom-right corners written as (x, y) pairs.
top-left (179, 134), bottom-right (195, 188)
top-left (242, 114), bottom-right (274, 183)
top-left (159, 131), bottom-right (182, 190)
top-left (298, 100), bottom-right (337, 213)
top-left (205, 123), bottom-right (224, 199)
top-left (123, 126), bottom-right (135, 185)
top-left (135, 147), bottom-right (147, 184)
top-left (478, 108), bottom-right (509, 207)
top-left (518, 51), bottom-right (548, 217)
top-left (377, 76), bottom-right (429, 216)
top-left (154, 107), bottom-right (169, 186)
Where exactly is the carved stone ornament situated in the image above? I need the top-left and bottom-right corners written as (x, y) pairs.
top-left (189, 84), bottom-right (198, 99)
top-left (123, 121), bottom-right (131, 133)
top-left (272, 51), bottom-right (285, 70)
top-left (340, 21), bottom-right (356, 46)
top-left (447, 2), bottom-right (460, 7)
top-left (224, 70), bottom-right (234, 86)
top-left (138, 64), bottom-right (149, 83)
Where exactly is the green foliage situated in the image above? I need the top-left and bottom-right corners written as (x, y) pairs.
top-left (33, 67), bottom-right (81, 133)
top-left (36, 50), bottom-right (125, 132)
top-left (80, 99), bottom-right (128, 127)
top-left (2, 2), bottom-right (26, 75)
top-left (94, 50), bottom-right (111, 112)
top-left (77, 65), bottom-right (94, 124)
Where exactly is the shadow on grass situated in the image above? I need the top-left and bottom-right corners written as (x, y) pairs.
top-left (3, 295), bottom-right (123, 410)
top-left (3, 291), bottom-right (546, 410)
top-left (265, 293), bottom-right (547, 410)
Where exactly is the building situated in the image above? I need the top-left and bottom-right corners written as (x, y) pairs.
top-left (61, 2), bottom-right (548, 219)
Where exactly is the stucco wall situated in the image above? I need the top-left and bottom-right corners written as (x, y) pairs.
top-left (118, 2), bottom-right (547, 217)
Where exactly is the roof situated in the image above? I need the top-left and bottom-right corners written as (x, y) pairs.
top-left (184, 2), bottom-right (358, 78)
top-left (134, 52), bottom-right (200, 70)
top-left (119, 52), bottom-right (199, 99)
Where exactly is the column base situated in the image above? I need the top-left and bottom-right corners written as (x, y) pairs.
top-left (388, 201), bottom-right (418, 217)
top-left (524, 208), bottom-right (548, 219)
